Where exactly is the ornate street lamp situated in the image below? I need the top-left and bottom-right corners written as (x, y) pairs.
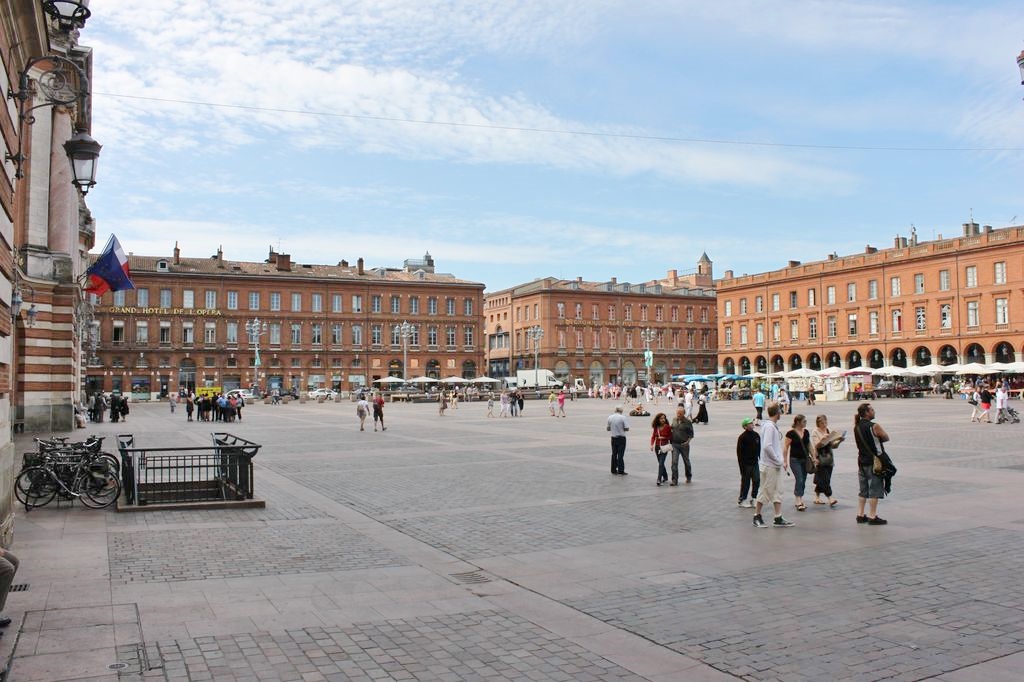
top-left (640, 327), bottom-right (656, 384)
top-left (42, 1), bottom-right (92, 33)
top-left (245, 318), bottom-right (268, 390)
top-left (1018, 49), bottom-right (1024, 87)
top-left (6, 54), bottom-right (101, 191)
top-left (526, 325), bottom-right (544, 388)
top-left (394, 321), bottom-right (414, 381)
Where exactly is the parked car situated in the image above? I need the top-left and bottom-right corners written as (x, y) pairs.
top-left (307, 388), bottom-right (338, 400)
top-left (227, 389), bottom-right (255, 401)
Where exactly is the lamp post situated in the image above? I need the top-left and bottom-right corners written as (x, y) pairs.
top-left (1018, 49), bottom-right (1024, 88)
top-left (640, 327), bottom-right (656, 385)
top-left (526, 325), bottom-right (544, 388)
top-left (245, 318), bottom-right (268, 392)
top-left (394, 321), bottom-right (414, 381)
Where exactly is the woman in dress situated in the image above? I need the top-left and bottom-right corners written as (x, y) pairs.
top-left (649, 413), bottom-right (672, 486)
top-left (695, 391), bottom-right (710, 424)
top-left (783, 414), bottom-right (812, 511)
top-left (810, 414), bottom-right (841, 507)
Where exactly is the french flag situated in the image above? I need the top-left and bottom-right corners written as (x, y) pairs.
top-left (85, 235), bottom-right (135, 295)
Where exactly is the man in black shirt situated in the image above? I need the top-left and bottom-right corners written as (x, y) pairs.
top-left (736, 418), bottom-right (760, 507)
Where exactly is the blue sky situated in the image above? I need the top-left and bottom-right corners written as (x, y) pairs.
top-left (85, 0), bottom-right (1024, 292)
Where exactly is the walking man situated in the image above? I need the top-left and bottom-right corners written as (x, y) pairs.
top-left (607, 406), bottom-right (630, 475)
top-left (372, 392), bottom-right (386, 432)
top-left (356, 395), bottom-right (371, 431)
top-left (669, 407), bottom-right (694, 485)
top-left (752, 387), bottom-right (766, 424)
top-left (753, 403), bottom-right (794, 528)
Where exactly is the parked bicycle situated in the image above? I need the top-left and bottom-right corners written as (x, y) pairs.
top-left (15, 435), bottom-right (121, 510)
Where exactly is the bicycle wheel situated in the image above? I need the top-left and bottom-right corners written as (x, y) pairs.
top-left (15, 467), bottom-right (58, 508)
top-left (76, 470), bottom-right (121, 508)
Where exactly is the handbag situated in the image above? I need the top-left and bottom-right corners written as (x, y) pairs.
top-left (872, 454), bottom-right (884, 475)
top-left (805, 455), bottom-right (816, 475)
top-left (817, 446), bottom-right (834, 468)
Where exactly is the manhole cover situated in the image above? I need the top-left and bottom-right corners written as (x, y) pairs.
top-left (9, 584), bottom-right (28, 592)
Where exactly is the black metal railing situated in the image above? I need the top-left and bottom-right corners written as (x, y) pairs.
top-left (117, 433), bottom-right (261, 505)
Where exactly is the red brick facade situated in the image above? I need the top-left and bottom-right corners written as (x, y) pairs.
top-left (88, 248), bottom-right (485, 397)
top-left (716, 223), bottom-right (1024, 375)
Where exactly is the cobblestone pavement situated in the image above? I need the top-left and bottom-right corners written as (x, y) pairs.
top-left (5, 396), bottom-right (1024, 681)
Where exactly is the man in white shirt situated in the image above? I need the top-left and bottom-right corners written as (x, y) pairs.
top-left (607, 406), bottom-right (630, 475)
top-left (753, 402), bottom-right (794, 528)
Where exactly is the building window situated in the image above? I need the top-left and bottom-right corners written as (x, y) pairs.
top-left (312, 294), bottom-right (322, 312)
top-left (447, 326), bottom-right (457, 346)
top-left (827, 316), bottom-right (837, 338)
top-left (724, 327), bottom-right (733, 346)
top-left (159, 321), bottom-right (171, 344)
top-left (994, 261), bottom-right (1007, 285)
top-left (204, 322), bottom-right (216, 344)
top-left (371, 295), bottom-right (382, 313)
top-left (890, 277), bottom-right (901, 297)
top-left (556, 302), bottom-right (565, 319)
top-left (575, 329), bottom-right (584, 349)
top-left (755, 323), bottom-right (764, 344)
top-left (807, 289), bottom-right (816, 307)
top-left (655, 305), bottom-right (663, 322)
top-left (701, 308), bottom-right (708, 322)
top-left (352, 325), bottom-right (363, 345)
top-left (248, 292), bottom-right (260, 310)
top-left (808, 317), bottom-right (817, 340)
top-left (738, 298), bottom-right (746, 315)
top-left (447, 298), bottom-right (456, 315)
top-left (182, 290), bottom-right (194, 309)
top-left (575, 303), bottom-right (583, 319)
top-left (390, 295), bottom-right (400, 314)
top-left (869, 311), bottom-right (879, 335)
top-left (609, 305), bottom-right (617, 321)
top-left (182, 321), bottom-right (194, 345)
top-left (772, 293), bottom-right (780, 311)
top-left (939, 270), bottom-right (950, 291)
top-left (940, 304), bottom-right (951, 329)
top-left (269, 323), bottom-right (281, 345)
top-left (790, 319), bottom-right (799, 340)
top-left (270, 292), bottom-right (281, 311)
top-left (608, 329), bottom-right (616, 349)
top-left (428, 297), bottom-right (438, 314)
top-left (995, 298), bottom-right (1008, 325)
top-left (160, 289), bottom-right (172, 308)
top-left (625, 305), bottom-right (633, 321)
top-left (789, 291), bottom-right (798, 308)
top-left (826, 286), bottom-right (836, 305)
top-left (112, 320), bottom-right (125, 344)
top-left (867, 280), bottom-right (877, 300)
top-left (914, 306), bottom-right (926, 330)
top-left (847, 283), bottom-right (856, 302)
top-left (290, 323), bottom-right (302, 345)
top-left (593, 304), bottom-right (600, 321)
top-left (724, 301), bottom-right (732, 317)
top-left (892, 309), bottom-right (902, 332)
top-left (640, 305), bottom-right (648, 322)
top-left (388, 324), bottom-right (398, 345)
top-left (848, 313), bottom-right (858, 336)
top-left (739, 325), bottom-right (748, 345)
top-left (461, 299), bottom-right (472, 316)
top-left (755, 296), bottom-right (763, 313)
top-left (352, 295), bottom-right (363, 313)
top-left (226, 321), bottom-right (237, 344)
top-left (965, 266), bottom-right (977, 288)
top-left (135, 321), bottom-right (148, 343)
top-left (671, 306), bottom-right (678, 322)
top-left (332, 324), bottom-right (343, 345)
top-left (464, 326), bottom-right (474, 346)
top-left (687, 330), bottom-right (694, 349)
top-left (311, 323), bottom-right (322, 345)
top-left (534, 303), bottom-right (539, 319)
top-left (966, 301), bottom-right (979, 327)
top-left (113, 291), bottom-right (126, 306)
top-left (914, 273), bottom-right (925, 294)
top-left (136, 289), bottom-right (149, 306)
top-left (409, 296), bottom-right (420, 314)
top-left (203, 290), bottom-right (215, 309)
top-left (427, 326), bottom-right (438, 346)
top-left (772, 321), bottom-right (780, 342)
top-left (332, 294), bottom-right (342, 313)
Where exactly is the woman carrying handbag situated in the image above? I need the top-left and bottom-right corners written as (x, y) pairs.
top-left (650, 413), bottom-right (672, 486)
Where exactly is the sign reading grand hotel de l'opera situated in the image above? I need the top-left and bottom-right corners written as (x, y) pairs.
top-left (107, 307), bottom-right (223, 317)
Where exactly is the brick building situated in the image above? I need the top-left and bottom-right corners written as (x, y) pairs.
top-left (716, 223), bottom-right (1024, 376)
top-left (88, 246), bottom-right (485, 397)
top-left (484, 256), bottom-right (717, 387)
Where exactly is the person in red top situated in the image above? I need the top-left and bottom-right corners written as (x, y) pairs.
top-left (372, 393), bottom-right (386, 432)
top-left (650, 413), bottom-right (672, 486)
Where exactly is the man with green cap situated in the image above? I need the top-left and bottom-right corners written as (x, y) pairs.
top-left (736, 417), bottom-right (760, 507)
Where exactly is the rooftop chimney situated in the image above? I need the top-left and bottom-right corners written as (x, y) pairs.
top-left (723, 269), bottom-right (734, 279)
top-left (357, 257), bottom-right (364, 275)
top-left (610, 276), bottom-right (617, 284)
top-left (216, 246), bottom-right (224, 268)
top-left (173, 241), bottom-right (180, 265)
top-left (788, 260), bottom-right (801, 268)
top-left (276, 252), bottom-right (291, 272)
top-left (865, 245), bottom-right (877, 254)
top-left (339, 259), bottom-right (348, 267)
